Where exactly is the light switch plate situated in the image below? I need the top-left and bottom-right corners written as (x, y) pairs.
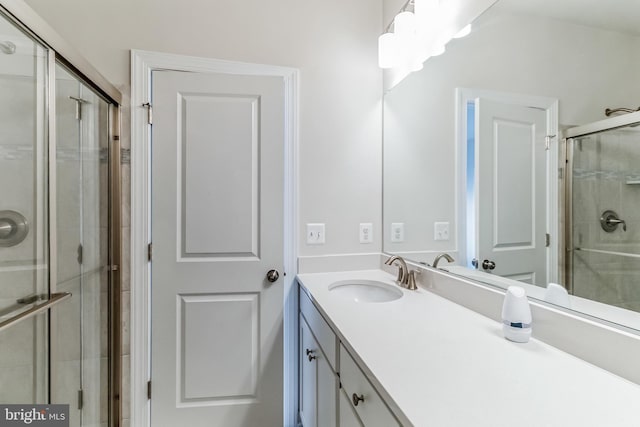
top-left (360, 223), bottom-right (373, 244)
top-left (434, 222), bottom-right (450, 241)
top-left (306, 223), bottom-right (325, 245)
top-left (391, 223), bottom-right (404, 243)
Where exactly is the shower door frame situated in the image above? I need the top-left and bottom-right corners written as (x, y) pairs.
top-left (0, 1), bottom-right (122, 426)
top-left (563, 111), bottom-right (640, 293)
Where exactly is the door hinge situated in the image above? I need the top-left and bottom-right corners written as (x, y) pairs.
top-left (147, 243), bottom-right (153, 262)
top-left (142, 102), bottom-right (153, 125)
top-left (545, 135), bottom-right (556, 151)
top-left (147, 381), bottom-right (152, 400)
top-left (545, 233), bottom-right (551, 247)
top-left (77, 244), bottom-right (83, 264)
top-left (77, 389), bottom-right (84, 410)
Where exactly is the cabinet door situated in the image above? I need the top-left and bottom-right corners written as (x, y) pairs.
top-left (300, 315), bottom-right (317, 427)
top-left (339, 389), bottom-right (364, 427)
top-left (317, 349), bottom-right (337, 427)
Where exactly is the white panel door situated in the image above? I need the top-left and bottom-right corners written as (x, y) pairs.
top-left (151, 70), bottom-right (284, 426)
top-left (476, 98), bottom-right (547, 284)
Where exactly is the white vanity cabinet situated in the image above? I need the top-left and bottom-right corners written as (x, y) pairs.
top-left (339, 345), bottom-right (401, 427)
top-left (299, 291), bottom-right (338, 427)
top-left (338, 389), bottom-right (364, 427)
top-left (299, 287), bottom-right (402, 427)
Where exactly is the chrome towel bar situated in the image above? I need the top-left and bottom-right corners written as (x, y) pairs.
top-left (0, 292), bottom-right (71, 333)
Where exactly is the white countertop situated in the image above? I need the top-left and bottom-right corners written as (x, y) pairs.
top-left (297, 269), bottom-right (640, 427)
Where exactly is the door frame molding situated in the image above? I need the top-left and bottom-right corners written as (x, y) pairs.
top-left (455, 88), bottom-right (559, 283)
top-left (130, 50), bottom-right (299, 427)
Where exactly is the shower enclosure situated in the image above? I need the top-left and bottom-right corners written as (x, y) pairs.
top-left (566, 112), bottom-right (640, 314)
top-left (0, 3), bottom-right (120, 426)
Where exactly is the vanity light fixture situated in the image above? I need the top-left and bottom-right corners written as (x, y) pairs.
top-left (454, 24), bottom-right (472, 38)
top-left (378, 0), bottom-right (473, 70)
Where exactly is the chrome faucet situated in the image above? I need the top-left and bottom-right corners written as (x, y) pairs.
top-left (432, 253), bottom-right (455, 269)
top-left (385, 255), bottom-right (408, 284)
top-left (384, 255), bottom-right (420, 290)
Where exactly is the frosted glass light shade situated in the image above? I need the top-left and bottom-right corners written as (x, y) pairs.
top-left (414, 0), bottom-right (438, 23)
top-left (432, 44), bottom-right (446, 56)
top-left (394, 11), bottom-right (416, 36)
top-left (378, 33), bottom-right (398, 69)
top-left (454, 24), bottom-right (472, 38)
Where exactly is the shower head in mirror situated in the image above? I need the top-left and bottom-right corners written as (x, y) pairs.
top-left (604, 107), bottom-right (640, 117)
top-left (0, 41), bottom-right (16, 54)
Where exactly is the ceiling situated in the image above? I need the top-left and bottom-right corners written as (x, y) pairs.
top-left (495, 0), bottom-right (640, 36)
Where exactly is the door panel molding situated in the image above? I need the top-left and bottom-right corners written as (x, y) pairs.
top-left (177, 293), bottom-right (259, 406)
top-left (131, 50), bottom-right (299, 427)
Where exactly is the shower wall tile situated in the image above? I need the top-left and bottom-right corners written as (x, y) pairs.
top-left (101, 290), bottom-right (109, 358)
top-left (118, 87), bottom-right (132, 425)
top-left (122, 290), bottom-right (130, 356)
top-left (621, 184), bottom-right (640, 221)
top-left (54, 277), bottom-right (81, 362)
top-left (122, 163), bottom-right (131, 229)
top-left (0, 158), bottom-right (38, 264)
top-left (0, 316), bottom-right (38, 368)
top-left (0, 364), bottom-right (35, 403)
top-left (52, 359), bottom-right (81, 427)
top-left (100, 357), bottom-right (109, 424)
top-left (80, 355), bottom-right (106, 427)
top-left (121, 354), bottom-right (130, 420)
top-left (0, 269), bottom-right (43, 302)
top-left (121, 226), bottom-right (130, 292)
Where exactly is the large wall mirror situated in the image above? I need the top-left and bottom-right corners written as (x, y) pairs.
top-left (383, 0), bottom-right (640, 331)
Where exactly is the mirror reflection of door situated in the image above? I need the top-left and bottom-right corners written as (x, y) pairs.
top-left (461, 90), bottom-right (558, 286)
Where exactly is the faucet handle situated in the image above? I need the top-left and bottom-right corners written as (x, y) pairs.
top-left (407, 270), bottom-right (420, 290)
top-left (393, 262), bottom-right (404, 282)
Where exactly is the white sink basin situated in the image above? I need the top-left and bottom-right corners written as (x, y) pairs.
top-left (328, 280), bottom-right (403, 303)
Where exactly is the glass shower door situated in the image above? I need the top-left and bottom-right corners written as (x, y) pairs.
top-left (0, 6), bottom-right (119, 426)
top-left (570, 124), bottom-right (640, 313)
top-left (0, 11), bottom-right (50, 404)
top-left (53, 64), bottom-right (111, 427)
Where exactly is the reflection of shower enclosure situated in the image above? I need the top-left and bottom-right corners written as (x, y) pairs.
top-left (0, 6), bottom-right (120, 427)
top-left (566, 112), bottom-right (640, 314)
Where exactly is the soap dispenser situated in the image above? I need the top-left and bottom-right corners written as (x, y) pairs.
top-left (501, 286), bottom-right (532, 343)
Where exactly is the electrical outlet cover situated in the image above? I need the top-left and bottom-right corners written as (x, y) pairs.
top-left (360, 223), bottom-right (373, 243)
top-left (391, 223), bottom-right (404, 243)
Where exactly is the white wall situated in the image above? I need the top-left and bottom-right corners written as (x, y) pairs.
top-left (24, 0), bottom-right (384, 257)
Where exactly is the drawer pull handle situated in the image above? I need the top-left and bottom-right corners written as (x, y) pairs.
top-left (352, 393), bottom-right (364, 406)
top-left (308, 354), bottom-right (317, 362)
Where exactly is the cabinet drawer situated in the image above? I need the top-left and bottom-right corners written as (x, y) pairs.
top-left (339, 388), bottom-right (364, 427)
top-left (300, 287), bottom-right (337, 370)
top-left (339, 345), bottom-right (400, 427)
